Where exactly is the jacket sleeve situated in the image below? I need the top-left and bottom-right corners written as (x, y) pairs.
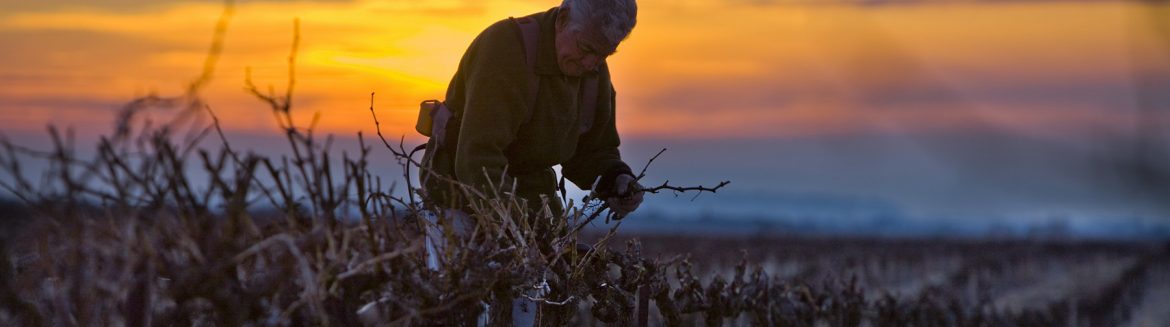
top-left (452, 22), bottom-right (534, 196)
top-left (562, 71), bottom-right (633, 193)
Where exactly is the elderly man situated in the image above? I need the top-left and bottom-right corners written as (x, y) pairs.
top-left (421, 0), bottom-right (643, 220)
top-left (415, 0), bottom-right (642, 324)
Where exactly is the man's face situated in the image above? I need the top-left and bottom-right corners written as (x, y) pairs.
top-left (555, 9), bottom-right (619, 76)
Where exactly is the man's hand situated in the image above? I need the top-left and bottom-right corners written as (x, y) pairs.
top-left (607, 173), bottom-right (644, 219)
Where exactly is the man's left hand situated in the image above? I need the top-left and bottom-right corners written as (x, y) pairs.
top-left (607, 173), bottom-right (644, 219)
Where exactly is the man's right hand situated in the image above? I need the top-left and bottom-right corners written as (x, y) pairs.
top-left (606, 173), bottom-right (644, 219)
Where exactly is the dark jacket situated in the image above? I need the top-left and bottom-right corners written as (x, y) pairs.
top-left (421, 7), bottom-right (632, 215)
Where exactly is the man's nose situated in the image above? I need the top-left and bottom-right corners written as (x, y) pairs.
top-left (582, 55), bottom-right (601, 71)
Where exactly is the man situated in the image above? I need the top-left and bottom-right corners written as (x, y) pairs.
top-left (415, 0), bottom-right (643, 324)
top-left (421, 0), bottom-right (643, 219)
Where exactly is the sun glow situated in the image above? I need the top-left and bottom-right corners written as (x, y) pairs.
top-left (1, 0), bottom-right (1166, 140)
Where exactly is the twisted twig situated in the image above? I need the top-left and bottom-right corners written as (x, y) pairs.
top-left (642, 180), bottom-right (731, 195)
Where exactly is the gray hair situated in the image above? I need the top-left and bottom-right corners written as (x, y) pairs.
top-left (561, 0), bottom-right (638, 46)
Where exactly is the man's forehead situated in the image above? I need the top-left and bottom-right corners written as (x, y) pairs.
top-left (580, 27), bottom-right (621, 54)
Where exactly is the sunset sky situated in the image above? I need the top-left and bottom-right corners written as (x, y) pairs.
top-left (2, 0), bottom-right (1168, 235)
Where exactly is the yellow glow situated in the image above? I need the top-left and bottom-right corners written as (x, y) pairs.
top-left (1, 0), bottom-right (1166, 139)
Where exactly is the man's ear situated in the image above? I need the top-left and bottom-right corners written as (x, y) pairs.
top-left (556, 5), bottom-right (571, 30)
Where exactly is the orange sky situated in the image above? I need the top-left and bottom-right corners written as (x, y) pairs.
top-left (3, 0), bottom-right (1170, 229)
top-left (0, 0), bottom-right (1167, 141)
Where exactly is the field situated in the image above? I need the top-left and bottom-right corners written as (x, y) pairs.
top-left (0, 91), bottom-right (1166, 325)
top-left (616, 233), bottom-right (1170, 326)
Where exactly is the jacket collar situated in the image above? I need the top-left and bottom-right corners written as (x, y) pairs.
top-left (534, 7), bottom-right (563, 76)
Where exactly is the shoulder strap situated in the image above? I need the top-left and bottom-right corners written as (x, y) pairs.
top-left (512, 17), bottom-right (541, 113)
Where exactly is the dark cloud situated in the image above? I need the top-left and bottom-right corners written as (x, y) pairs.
top-left (632, 70), bottom-right (1146, 118)
top-left (0, 29), bottom-right (187, 65)
top-left (630, 5), bottom-right (1152, 118)
top-left (858, 77), bottom-right (1144, 110)
top-left (0, 96), bottom-right (124, 111)
top-left (0, 29), bottom-right (199, 95)
top-left (631, 79), bottom-right (797, 114)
